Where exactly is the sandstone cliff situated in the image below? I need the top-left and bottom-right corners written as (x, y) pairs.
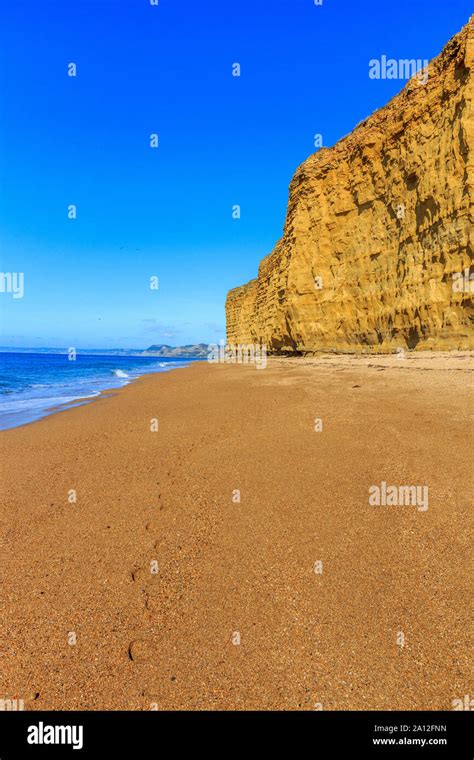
top-left (226, 18), bottom-right (474, 353)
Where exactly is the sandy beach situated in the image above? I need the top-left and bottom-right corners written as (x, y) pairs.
top-left (0, 353), bottom-right (472, 710)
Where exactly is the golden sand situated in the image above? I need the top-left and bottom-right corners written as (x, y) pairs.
top-left (0, 353), bottom-right (472, 710)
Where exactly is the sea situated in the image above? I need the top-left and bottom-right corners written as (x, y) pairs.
top-left (0, 351), bottom-right (194, 431)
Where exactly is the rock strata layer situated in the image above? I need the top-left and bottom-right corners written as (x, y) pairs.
top-left (226, 18), bottom-right (474, 352)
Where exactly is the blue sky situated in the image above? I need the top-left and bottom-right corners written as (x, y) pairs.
top-left (0, 0), bottom-right (471, 349)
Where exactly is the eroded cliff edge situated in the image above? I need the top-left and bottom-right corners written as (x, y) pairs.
top-left (226, 18), bottom-right (473, 353)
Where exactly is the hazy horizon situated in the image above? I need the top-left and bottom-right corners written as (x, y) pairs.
top-left (0, 342), bottom-right (210, 353)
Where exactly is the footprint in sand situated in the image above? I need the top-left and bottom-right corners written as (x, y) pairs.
top-left (128, 638), bottom-right (155, 663)
top-left (131, 562), bottom-right (160, 583)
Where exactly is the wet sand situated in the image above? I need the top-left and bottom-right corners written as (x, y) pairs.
top-left (0, 353), bottom-right (472, 710)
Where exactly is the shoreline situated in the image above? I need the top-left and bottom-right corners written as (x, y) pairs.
top-left (0, 356), bottom-right (195, 432)
top-left (2, 349), bottom-right (471, 433)
top-left (1, 353), bottom-right (472, 710)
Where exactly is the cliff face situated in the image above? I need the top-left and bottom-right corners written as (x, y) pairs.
top-left (226, 18), bottom-right (474, 353)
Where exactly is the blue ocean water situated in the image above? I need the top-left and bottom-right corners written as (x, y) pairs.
top-left (0, 352), bottom-right (193, 430)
